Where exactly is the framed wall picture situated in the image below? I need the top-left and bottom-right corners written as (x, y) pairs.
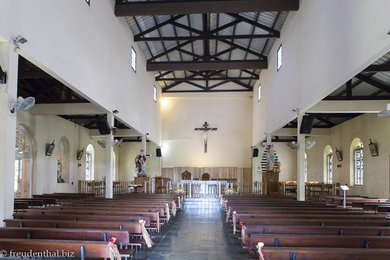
top-left (368, 140), bottom-right (378, 157)
top-left (335, 149), bottom-right (343, 161)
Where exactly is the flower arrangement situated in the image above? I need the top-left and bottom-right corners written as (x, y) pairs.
top-left (174, 188), bottom-right (186, 194)
top-left (224, 188), bottom-right (236, 194)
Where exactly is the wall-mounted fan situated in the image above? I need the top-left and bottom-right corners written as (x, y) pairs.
top-left (305, 140), bottom-right (316, 149)
top-left (378, 103), bottom-right (390, 118)
top-left (287, 141), bottom-right (299, 149)
top-left (113, 138), bottom-right (123, 147)
top-left (287, 140), bottom-right (316, 149)
top-left (10, 96), bottom-right (35, 113)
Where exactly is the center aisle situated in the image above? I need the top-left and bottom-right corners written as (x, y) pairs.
top-left (134, 197), bottom-right (249, 260)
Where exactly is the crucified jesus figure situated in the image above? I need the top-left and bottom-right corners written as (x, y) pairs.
top-left (195, 121), bottom-right (217, 153)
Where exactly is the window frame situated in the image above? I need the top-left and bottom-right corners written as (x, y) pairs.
top-left (353, 148), bottom-right (364, 186)
top-left (131, 47), bottom-right (137, 72)
top-left (326, 153), bottom-right (333, 183)
top-left (257, 84), bottom-right (261, 102)
top-left (277, 44), bottom-right (282, 71)
top-left (153, 85), bottom-right (157, 103)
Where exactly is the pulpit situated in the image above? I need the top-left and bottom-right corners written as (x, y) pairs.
top-left (262, 171), bottom-right (279, 195)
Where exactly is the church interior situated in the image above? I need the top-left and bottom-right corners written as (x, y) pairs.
top-left (1, 0), bottom-right (390, 259)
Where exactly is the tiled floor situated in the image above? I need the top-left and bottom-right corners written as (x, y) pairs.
top-left (133, 197), bottom-right (250, 260)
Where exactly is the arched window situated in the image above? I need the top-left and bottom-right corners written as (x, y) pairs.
top-left (85, 144), bottom-right (95, 181)
top-left (15, 125), bottom-right (33, 198)
top-left (57, 137), bottom-right (70, 183)
top-left (323, 145), bottom-right (333, 183)
top-left (350, 138), bottom-right (363, 186)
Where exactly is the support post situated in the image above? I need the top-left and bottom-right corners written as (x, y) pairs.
top-left (105, 112), bottom-right (114, 198)
top-left (0, 42), bottom-right (18, 226)
top-left (296, 111), bottom-right (306, 201)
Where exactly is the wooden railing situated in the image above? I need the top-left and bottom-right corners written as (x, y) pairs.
top-left (280, 181), bottom-right (340, 200)
top-left (78, 180), bottom-right (131, 197)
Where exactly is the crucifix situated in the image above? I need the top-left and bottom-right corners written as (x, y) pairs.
top-left (195, 121), bottom-right (217, 153)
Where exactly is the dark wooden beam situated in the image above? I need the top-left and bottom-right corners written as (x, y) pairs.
top-left (156, 76), bottom-right (258, 81)
top-left (134, 15), bottom-right (186, 40)
top-left (363, 63), bottom-right (390, 72)
top-left (115, 0), bottom-right (299, 16)
top-left (147, 60), bottom-right (267, 71)
top-left (308, 113), bottom-right (362, 118)
top-left (162, 88), bottom-right (252, 93)
top-left (135, 34), bottom-right (278, 42)
top-left (324, 95), bottom-right (390, 101)
top-left (355, 74), bottom-right (390, 93)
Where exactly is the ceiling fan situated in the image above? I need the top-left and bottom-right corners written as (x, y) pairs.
top-left (378, 103), bottom-right (390, 118)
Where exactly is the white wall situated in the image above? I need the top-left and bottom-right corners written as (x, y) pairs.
top-left (0, 0), bottom-right (161, 143)
top-left (275, 114), bottom-right (390, 199)
top-left (161, 93), bottom-right (252, 168)
top-left (253, 0), bottom-right (390, 144)
top-left (331, 114), bottom-right (390, 198)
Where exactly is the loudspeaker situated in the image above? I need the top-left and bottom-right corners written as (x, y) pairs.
top-left (300, 115), bottom-right (314, 134)
top-left (252, 148), bottom-right (259, 157)
top-left (96, 118), bottom-right (111, 135)
top-left (156, 148), bottom-right (162, 157)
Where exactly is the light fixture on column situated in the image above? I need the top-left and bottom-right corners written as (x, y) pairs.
top-left (12, 35), bottom-right (28, 51)
top-left (0, 65), bottom-right (6, 84)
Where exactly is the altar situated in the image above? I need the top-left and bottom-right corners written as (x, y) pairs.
top-left (179, 180), bottom-right (235, 197)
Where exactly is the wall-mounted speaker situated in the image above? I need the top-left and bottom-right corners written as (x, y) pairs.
top-left (252, 148), bottom-right (259, 157)
top-left (300, 115), bottom-right (314, 134)
top-left (156, 148), bottom-right (162, 157)
top-left (96, 118), bottom-right (111, 135)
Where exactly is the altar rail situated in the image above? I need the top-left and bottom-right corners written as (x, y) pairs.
top-left (78, 181), bottom-right (131, 197)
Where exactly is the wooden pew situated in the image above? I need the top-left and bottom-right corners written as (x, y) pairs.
top-left (4, 218), bottom-right (149, 249)
top-left (233, 212), bottom-right (386, 233)
top-left (17, 208), bottom-right (159, 232)
top-left (241, 225), bottom-right (390, 246)
top-left (13, 212), bottom-right (152, 228)
top-left (0, 227), bottom-right (134, 257)
top-left (240, 218), bottom-right (390, 228)
top-left (353, 202), bottom-right (390, 213)
top-left (248, 234), bottom-right (390, 251)
top-left (259, 246), bottom-right (390, 260)
top-left (0, 238), bottom-right (116, 259)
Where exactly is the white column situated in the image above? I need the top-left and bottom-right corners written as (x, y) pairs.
top-left (105, 113), bottom-right (114, 198)
top-left (0, 43), bottom-right (18, 226)
top-left (296, 112), bottom-right (306, 201)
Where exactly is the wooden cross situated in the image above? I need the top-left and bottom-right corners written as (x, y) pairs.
top-left (195, 121), bottom-right (217, 153)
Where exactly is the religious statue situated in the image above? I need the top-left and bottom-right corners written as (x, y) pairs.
top-left (266, 145), bottom-right (276, 172)
top-left (135, 149), bottom-right (147, 176)
top-left (57, 160), bottom-right (65, 183)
